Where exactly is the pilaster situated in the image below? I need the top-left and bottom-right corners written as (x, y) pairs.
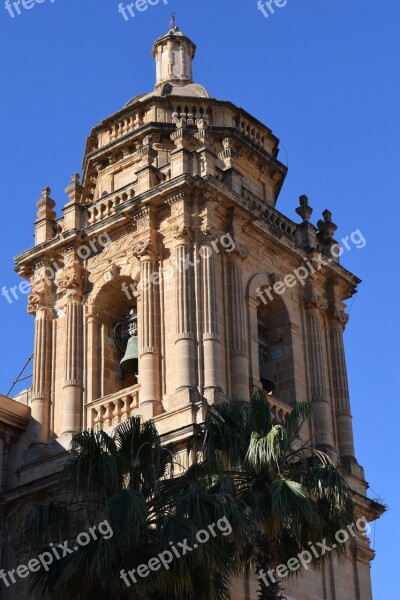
top-left (55, 254), bottom-right (84, 439)
top-left (201, 238), bottom-right (221, 401)
top-left (133, 235), bottom-right (163, 419)
top-left (26, 264), bottom-right (54, 454)
top-left (303, 281), bottom-right (336, 457)
top-left (172, 223), bottom-right (198, 407)
top-left (228, 244), bottom-right (249, 401)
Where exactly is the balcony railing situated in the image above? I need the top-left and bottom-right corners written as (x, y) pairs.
top-left (87, 384), bottom-right (140, 431)
top-left (267, 395), bottom-right (292, 424)
top-left (86, 387), bottom-right (292, 433)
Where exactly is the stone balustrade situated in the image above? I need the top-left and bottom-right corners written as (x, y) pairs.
top-left (103, 112), bottom-right (145, 146)
top-left (86, 186), bottom-right (136, 225)
top-left (262, 204), bottom-right (297, 241)
top-left (87, 384), bottom-right (140, 431)
top-left (267, 395), bottom-right (292, 424)
top-left (238, 115), bottom-right (267, 151)
top-left (86, 386), bottom-right (291, 434)
top-left (241, 187), bottom-right (297, 242)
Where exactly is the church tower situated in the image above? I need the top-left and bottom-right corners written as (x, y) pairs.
top-left (2, 23), bottom-right (382, 600)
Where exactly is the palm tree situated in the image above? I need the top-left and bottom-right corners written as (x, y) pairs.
top-left (195, 391), bottom-right (355, 600)
top-left (22, 417), bottom-right (252, 600)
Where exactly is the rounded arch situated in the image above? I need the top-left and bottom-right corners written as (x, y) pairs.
top-left (86, 269), bottom-right (141, 401)
top-left (88, 261), bottom-right (140, 311)
top-left (246, 272), bottom-right (298, 404)
top-left (246, 271), bottom-right (298, 325)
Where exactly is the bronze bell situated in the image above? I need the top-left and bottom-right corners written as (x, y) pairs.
top-left (120, 335), bottom-right (138, 375)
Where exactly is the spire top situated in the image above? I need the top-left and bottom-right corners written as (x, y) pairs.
top-left (170, 10), bottom-right (177, 27)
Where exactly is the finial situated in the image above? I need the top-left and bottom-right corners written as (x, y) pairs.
top-left (42, 186), bottom-right (51, 199)
top-left (37, 186), bottom-right (55, 217)
top-left (295, 194), bottom-right (313, 223)
top-left (170, 10), bottom-right (177, 27)
top-left (65, 172), bottom-right (83, 204)
top-left (317, 209), bottom-right (337, 242)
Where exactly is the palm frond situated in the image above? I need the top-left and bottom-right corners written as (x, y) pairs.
top-left (250, 389), bottom-right (272, 435)
top-left (284, 401), bottom-right (312, 439)
top-left (61, 429), bottom-right (121, 502)
top-left (23, 502), bottom-right (69, 552)
top-left (246, 425), bottom-right (288, 471)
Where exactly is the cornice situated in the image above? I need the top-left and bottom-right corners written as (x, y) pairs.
top-left (0, 395), bottom-right (30, 433)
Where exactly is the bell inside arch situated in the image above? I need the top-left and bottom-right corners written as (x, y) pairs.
top-left (120, 335), bottom-right (138, 375)
top-left (114, 307), bottom-right (139, 378)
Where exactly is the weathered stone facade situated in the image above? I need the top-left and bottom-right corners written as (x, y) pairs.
top-left (0, 24), bottom-right (382, 600)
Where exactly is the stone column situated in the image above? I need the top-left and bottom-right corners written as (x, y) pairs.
top-left (86, 313), bottom-right (100, 405)
top-left (28, 291), bottom-right (53, 449)
top-left (62, 293), bottom-right (83, 436)
top-left (134, 239), bottom-right (162, 418)
top-left (229, 256), bottom-right (249, 401)
top-left (201, 243), bottom-right (221, 399)
top-left (173, 224), bottom-right (197, 404)
top-left (330, 310), bottom-right (356, 460)
top-left (304, 287), bottom-right (336, 455)
top-left (55, 261), bottom-right (84, 438)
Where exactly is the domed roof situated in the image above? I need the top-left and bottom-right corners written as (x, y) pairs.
top-left (125, 82), bottom-right (211, 107)
top-left (154, 24), bottom-right (185, 42)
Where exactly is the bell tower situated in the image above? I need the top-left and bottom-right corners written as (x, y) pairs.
top-left (8, 24), bottom-right (383, 600)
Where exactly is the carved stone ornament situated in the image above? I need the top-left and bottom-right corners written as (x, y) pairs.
top-left (132, 238), bottom-right (153, 258)
top-left (55, 271), bottom-right (79, 294)
top-left (332, 309), bottom-right (350, 329)
top-left (103, 264), bottom-right (120, 283)
top-left (54, 259), bottom-right (83, 297)
top-left (172, 223), bottom-right (195, 242)
top-left (304, 287), bottom-right (328, 312)
top-left (200, 223), bottom-right (224, 241)
top-left (232, 241), bottom-right (249, 261)
top-left (27, 293), bottom-right (42, 315)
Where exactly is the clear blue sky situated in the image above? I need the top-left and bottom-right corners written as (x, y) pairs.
top-left (0, 1), bottom-right (398, 597)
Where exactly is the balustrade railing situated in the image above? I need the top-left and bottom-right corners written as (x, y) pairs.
top-left (267, 395), bottom-right (292, 424)
top-left (87, 384), bottom-right (140, 431)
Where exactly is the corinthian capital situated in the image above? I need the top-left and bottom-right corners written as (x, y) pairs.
top-left (173, 223), bottom-right (195, 243)
top-left (133, 238), bottom-right (153, 258)
top-left (27, 293), bottom-right (43, 315)
top-left (303, 283), bottom-right (328, 312)
top-left (55, 261), bottom-right (82, 293)
top-left (230, 241), bottom-right (249, 261)
top-left (332, 309), bottom-right (350, 330)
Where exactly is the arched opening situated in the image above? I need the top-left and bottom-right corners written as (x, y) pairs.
top-left (256, 298), bottom-right (296, 404)
top-left (91, 276), bottom-right (139, 399)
